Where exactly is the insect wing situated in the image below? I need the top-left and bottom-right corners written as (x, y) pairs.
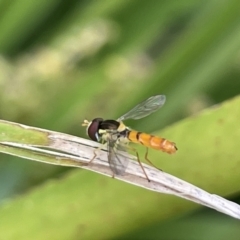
top-left (107, 136), bottom-right (128, 175)
top-left (117, 95), bottom-right (166, 121)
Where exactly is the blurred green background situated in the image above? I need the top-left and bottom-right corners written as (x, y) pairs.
top-left (0, 0), bottom-right (240, 239)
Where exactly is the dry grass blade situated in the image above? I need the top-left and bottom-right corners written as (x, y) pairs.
top-left (0, 120), bottom-right (240, 219)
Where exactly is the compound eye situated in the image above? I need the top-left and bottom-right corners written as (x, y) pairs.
top-left (87, 118), bottom-right (103, 142)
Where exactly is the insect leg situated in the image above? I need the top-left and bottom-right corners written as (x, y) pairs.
top-left (128, 146), bottom-right (150, 182)
top-left (88, 147), bottom-right (100, 164)
top-left (144, 148), bottom-right (162, 171)
top-left (89, 142), bottom-right (116, 179)
top-left (88, 142), bottom-right (106, 164)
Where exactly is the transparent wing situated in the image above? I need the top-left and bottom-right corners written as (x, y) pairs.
top-left (117, 95), bottom-right (166, 121)
top-left (107, 135), bottom-right (129, 176)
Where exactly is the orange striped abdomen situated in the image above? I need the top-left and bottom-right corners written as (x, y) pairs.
top-left (127, 130), bottom-right (177, 154)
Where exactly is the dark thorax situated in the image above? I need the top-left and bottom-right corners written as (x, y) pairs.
top-left (98, 119), bottom-right (121, 142)
top-left (99, 120), bottom-right (130, 143)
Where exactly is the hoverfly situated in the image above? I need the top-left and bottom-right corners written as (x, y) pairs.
top-left (82, 95), bottom-right (177, 182)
